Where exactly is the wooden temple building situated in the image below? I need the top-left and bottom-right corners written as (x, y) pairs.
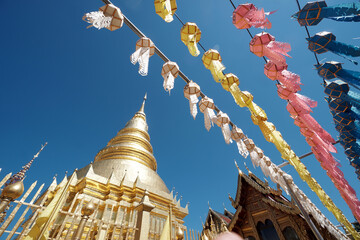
top-left (201, 166), bottom-right (344, 240)
top-left (0, 97), bottom-right (193, 240)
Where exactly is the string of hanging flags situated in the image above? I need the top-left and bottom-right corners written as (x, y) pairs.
top-left (291, 0), bottom-right (360, 182)
top-left (82, 1), bottom-right (359, 239)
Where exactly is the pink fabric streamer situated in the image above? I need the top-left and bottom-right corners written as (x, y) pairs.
top-left (301, 128), bottom-right (337, 153)
top-left (264, 61), bottom-right (301, 92)
top-left (279, 70), bottom-right (302, 92)
top-left (289, 111), bottom-right (335, 144)
top-left (313, 149), bottom-right (360, 219)
top-left (278, 85), bottom-right (317, 114)
top-left (264, 41), bottom-right (291, 66)
top-left (246, 7), bottom-right (272, 29)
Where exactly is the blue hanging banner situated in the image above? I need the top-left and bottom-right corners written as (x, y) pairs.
top-left (317, 62), bottom-right (360, 88)
top-left (307, 31), bottom-right (360, 65)
top-left (293, 1), bottom-right (360, 26)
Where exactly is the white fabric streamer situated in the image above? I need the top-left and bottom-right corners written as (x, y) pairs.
top-left (164, 0), bottom-right (173, 22)
top-left (83, 11), bottom-right (112, 29)
top-left (221, 123), bottom-right (232, 144)
top-left (130, 47), bottom-right (150, 76)
top-left (249, 150), bottom-right (261, 167)
top-left (235, 140), bottom-right (248, 158)
top-left (189, 94), bottom-right (199, 119)
top-left (204, 108), bottom-right (216, 131)
top-left (163, 72), bottom-right (175, 93)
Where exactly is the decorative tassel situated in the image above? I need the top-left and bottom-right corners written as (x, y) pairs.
top-left (232, 3), bottom-right (272, 29)
top-left (202, 49), bottom-right (225, 82)
top-left (154, 0), bottom-right (177, 23)
top-left (180, 22), bottom-right (201, 57)
top-left (183, 81), bottom-right (201, 119)
top-left (214, 112), bottom-right (232, 144)
top-left (161, 61), bottom-right (179, 93)
top-left (293, 2), bottom-right (360, 26)
top-left (83, 4), bottom-right (124, 31)
top-left (131, 37), bottom-right (155, 76)
top-left (250, 32), bottom-right (290, 67)
top-left (199, 97), bottom-right (216, 131)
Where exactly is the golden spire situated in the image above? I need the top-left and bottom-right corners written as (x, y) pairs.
top-left (94, 94), bottom-right (157, 170)
top-left (138, 93), bottom-right (147, 115)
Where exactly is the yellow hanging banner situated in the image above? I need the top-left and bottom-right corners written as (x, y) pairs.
top-left (228, 83), bottom-right (360, 240)
top-left (180, 22), bottom-right (201, 57)
top-left (154, 0), bottom-right (177, 22)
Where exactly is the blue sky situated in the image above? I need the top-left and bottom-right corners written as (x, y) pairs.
top-left (1, 0), bottom-right (359, 233)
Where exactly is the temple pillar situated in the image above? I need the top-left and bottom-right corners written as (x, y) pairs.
top-left (134, 190), bottom-right (155, 240)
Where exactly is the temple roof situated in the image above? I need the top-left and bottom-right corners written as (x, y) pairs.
top-left (227, 168), bottom-right (300, 231)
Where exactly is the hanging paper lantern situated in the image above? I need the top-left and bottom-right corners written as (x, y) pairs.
top-left (180, 22), bottom-right (201, 57)
top-left (317, 61), bottom-right (360, 88)
top-left (231, 126), bottom-right (248, 158)
top-left (277, 84), bottom-right (317, 115)
top-left (324, 80), bottom-right (349, 98)
top-left (184, 81), bottom-right (201, 119)
top-left (161, 61), bottom-right (179, 93)
top-left (83, 4), bottom-right (124, 30)
top-left (214, 112), bottom-right (232, 144)
top-left (244, 138), bottom-right (255, 151)
top-left (202, 49), bottom-right (226, 82)
top-left (199, 97), bottom-right (216, 131)
top-left (154, 0), bottom-right (177, 23)
top-left (328, 98), bottom-right (351, 113)
top-left (221, 73), bottom-right (239, 91)
top-left (345, 148), bottom-right (359, 159)
top-left (333, 111), bottom-right (355, 126)
top-left (130, 37), bottom-right (155, 76)
top-left (293, 1), bottom-right (360, 26)
top-left (250, 32), bottom-right (291, 66)
top-left (264, 61), bottom-right (301, 92)
top-left (232, 3), bottom-right (272, 30)
top-left (351, 157), bottom-right (360, 168)
top-left (307, 31), bottom-right (359, 64)
top-left (324, 80), bottom-right (360, 110)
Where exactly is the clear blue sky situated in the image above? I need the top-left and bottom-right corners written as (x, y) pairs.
top-left (1, 0), bottom-right (359, 233)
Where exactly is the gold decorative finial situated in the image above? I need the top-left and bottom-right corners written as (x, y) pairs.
top-left (1, 181), bottom-right (24, 200)
top-left (234, 160), bottom-right (242, 175)
top-left (244, 163), bottom-right (252, 175)
top-left (138, 93), bottom-right (147, 114)
top-left (176, 226), bottom-right (184, 240)
top-left (81, 200), bottom-right (96, 217)
top-left (6, 142), bottom-right (47, 186)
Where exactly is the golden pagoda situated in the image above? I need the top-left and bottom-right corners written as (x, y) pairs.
top-left (0, 95), bottom-right (189, 240)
